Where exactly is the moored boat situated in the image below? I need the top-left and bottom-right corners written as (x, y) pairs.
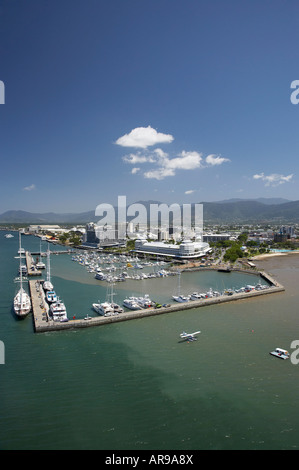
top-left (123, 298), bottom-right (140, 310)
top-left (14, 232), bottom-right (31, 317)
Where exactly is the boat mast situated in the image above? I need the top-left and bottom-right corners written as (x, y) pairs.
top-left (46, 243), bottom-right (51, 283)
top-left (19, 231), bottom-right (23, 305)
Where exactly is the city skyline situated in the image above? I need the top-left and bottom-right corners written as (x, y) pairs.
top-left (1, 1), bottom-right (299, 213)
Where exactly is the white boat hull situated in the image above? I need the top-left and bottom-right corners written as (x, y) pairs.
top-left (14, 288), bottom-right (31, 317)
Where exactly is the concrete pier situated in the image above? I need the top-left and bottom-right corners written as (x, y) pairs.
top-left (29, 280), bottom-right (49, 330)
top-left (26, 252), bottom-right (42, 276)
top-left (29, 271), bottom-right (285, 333)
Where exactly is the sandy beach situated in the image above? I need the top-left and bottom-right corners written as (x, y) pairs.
top-left (252, 251), bottom-right (299, 260)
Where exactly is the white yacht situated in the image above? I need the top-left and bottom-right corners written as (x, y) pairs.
top-left (123, 298), bottom-right (140, 310)
top-left (173, 294), bottom-right (190, 303)
top-left (92, 301), bottom-right (115, 316)
top-left (50, 300), bottom-right (67, 321)
top-left (95, 272), bottom-right (106, 281)
top-left (93, 283), bottom-right (124, 315)
top-left (136, 294), bottom-right (153, 308)
top-left (5, 233), bottom-right (14, 238)
top-left (190, 292), bottom-right (204, 300)
top-left (46, 290), bottom-right (57, 303)
top-left (14, 232), bottom-right (31, 317)
top-left (14, 288), bottom-right (31, 317)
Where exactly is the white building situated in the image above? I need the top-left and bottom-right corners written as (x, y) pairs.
top-left (134, 238), bottom-right (211, 259)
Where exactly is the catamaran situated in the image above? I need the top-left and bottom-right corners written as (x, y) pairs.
top-left (14, 232), bottom-right (31, 317)
top-left (93, 283), bottom-right (124, 316)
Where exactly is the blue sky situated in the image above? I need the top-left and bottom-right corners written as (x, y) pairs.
top-left (1, 0), bottom-right (299, 213)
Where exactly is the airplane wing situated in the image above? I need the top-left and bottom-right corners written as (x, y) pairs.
top-left (180, 331), bottom-right (201, 339)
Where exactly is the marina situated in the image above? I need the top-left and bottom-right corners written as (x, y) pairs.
top-left (9, 234), bottom-right (286, 333)
top-left (2, 230), bottom-right (298, 451)
top-left (29, 270), bottom-right (285, 333)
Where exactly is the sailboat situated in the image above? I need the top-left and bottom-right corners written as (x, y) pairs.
top-left (172, 270), bottom-right (190, 303)
top-left (14, 232), bottom-right (31, 317)
top-left (93, 283), bottom-right (124, 316)
top-left (43, 244), bottom-right (54, 291)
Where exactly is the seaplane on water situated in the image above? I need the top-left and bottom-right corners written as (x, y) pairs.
top-left (180, 331), bottom-right (201, 342)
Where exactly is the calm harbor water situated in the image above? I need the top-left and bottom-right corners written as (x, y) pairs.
top-left (1, 233), bottom-right (299, 450)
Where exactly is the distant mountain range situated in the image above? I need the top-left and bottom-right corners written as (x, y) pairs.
top-left (0, 198), bottom-right (298, 224)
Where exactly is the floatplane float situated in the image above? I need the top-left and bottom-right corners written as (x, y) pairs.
top-left (180, 331), bottom-right (201, 342)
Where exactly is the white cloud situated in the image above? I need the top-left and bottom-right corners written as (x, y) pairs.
top-left (185, 189), bottom-right (196, 194)
top-left (205, 154), bottom-right (230, 166)
top-left (118, 126), bottom-right (230, 180)
top-left (144, 167), bottom-right (175, 180)
top-left (165, 151), bottom-right (203, 171)
top-left (116, 126), bottom-right (174, 149)
top-left (141, 151), bottom-right (202, 180)
top-left (23, 184), bottom-right (36, 191)
top-left (253, 172), bottom-right (294, 186)
top-left (122, 153), bottom-right (149, 164)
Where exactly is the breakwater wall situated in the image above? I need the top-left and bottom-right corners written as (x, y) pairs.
top-left (30, 270), bottom-right (285, 333)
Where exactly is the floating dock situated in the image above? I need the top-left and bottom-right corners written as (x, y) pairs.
top-left (29, 270), bottom-right (285, 333)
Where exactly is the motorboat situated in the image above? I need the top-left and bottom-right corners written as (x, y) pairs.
top-left (95, 272), bottom-right (106, 281)
top-left (190, 292), bottom-right (204, 300)
top-left (5, 233), bottom-right (14, 238)
top-left (136, 294), bottom-right (153, 308)
top-left (46, 290), bottom-right (57, 303)
top-left (172, 294), bottom-right (190, 303)
top-left (50, 300), bottom-right (68, 321)
top-left (123, 298), bottom-right (140, 310)
top-left (245, 285), bottom-right (255, 292)
top-left (270, 348), bottom-right (290, 360)
top-left (43, 280), bottom-right (54, 291)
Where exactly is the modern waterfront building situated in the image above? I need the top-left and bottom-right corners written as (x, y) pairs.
top-left (134, 238), bottom-right (211, 259)
top-left (202, 233), bottom-right (232, 243)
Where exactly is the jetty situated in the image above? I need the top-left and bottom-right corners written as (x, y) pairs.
top-left (25, 252), bottom-right (42, 276)
top-left (29, 270), bottom-right (285, 333)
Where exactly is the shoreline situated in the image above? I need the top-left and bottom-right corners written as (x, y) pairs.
top-left (251, 251), bottom-right (299, 260)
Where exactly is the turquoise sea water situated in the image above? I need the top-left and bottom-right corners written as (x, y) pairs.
top-left (1, 233), bottom-right (299, 450)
